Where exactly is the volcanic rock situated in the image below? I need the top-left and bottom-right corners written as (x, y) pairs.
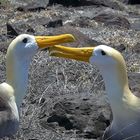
top-left (93, 10), bottom-right (130, 29)
top-left (128, 0), bottom-right (140, 4)
top-left (43, 19), bottom-right (63, 28)
top-left (7, 22), bottom-right (35, 38)
top-left (49, 0), bottom-right (125, 10)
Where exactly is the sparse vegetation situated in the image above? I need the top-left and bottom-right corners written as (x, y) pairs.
top-left (0, 0), bottom-right (10, 6)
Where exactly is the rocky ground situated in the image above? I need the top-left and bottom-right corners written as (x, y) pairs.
top-left (0, 0), bottom-right (140, 140)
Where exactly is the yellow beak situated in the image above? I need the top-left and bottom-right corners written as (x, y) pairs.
top-left (35, 34), bottom-right (75, 49)
top-left (48, 45), bottom-right (94, 62)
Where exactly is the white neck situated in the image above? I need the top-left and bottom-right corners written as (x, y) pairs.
top-left (100, 66), bottom-right (125, 108)
top-left (99, 65), bottom-right (138, 124)
top-left (99, 64), bottom-right (140, 130)
top-left (6, 52), bottom-right (30, 107)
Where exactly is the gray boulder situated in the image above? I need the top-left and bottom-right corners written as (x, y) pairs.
top-left (93, 9), bottom-right (130, 29)
top-left (10, 0), bottom-right (49, 11)
top-left (49, 0), bottom-right (125, 10)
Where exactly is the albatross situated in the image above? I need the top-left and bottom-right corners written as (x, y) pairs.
top-left (0, 33), bottom-right (75, 138)
top-left (48, 45), bottom-right (140, 140)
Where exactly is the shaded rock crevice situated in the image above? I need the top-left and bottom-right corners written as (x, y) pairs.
top-left (47, 114), bottom-right (74, 130)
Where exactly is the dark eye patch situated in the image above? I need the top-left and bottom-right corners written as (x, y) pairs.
top-left (22, 38), bottom-right (28, 43)
top-left (101, 50), bottom-right (106, 55)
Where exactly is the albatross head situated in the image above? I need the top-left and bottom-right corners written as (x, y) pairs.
top-left (89, 45), bottom-right (124, 67)
top-left (48, 44), bottom-right (125, 68)
top-left (48, 45), bottom-right (128, 90)
top-left (7, 34), bottom-right (75, 60)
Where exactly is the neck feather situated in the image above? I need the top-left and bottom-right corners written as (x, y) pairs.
top-left (6, 51), bottom-right (30, 107)
top-left (100, 64), bottom-right (129, 118)
top-left (100, 63), bottom-right (129, 96)
top-left (8, 96), bottom-right (19, 120)
top-left (100, 64), bottom-right (140, 125)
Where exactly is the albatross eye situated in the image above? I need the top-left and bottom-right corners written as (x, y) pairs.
top-left (22, 38), bottom-right (28, 43)
top-left (101, 50), bottom-right (106, 56)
